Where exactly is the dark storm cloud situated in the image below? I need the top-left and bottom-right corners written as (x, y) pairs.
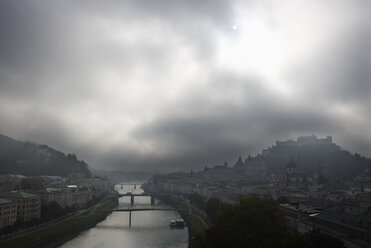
top-left (0, 0), bottom-right (233, 69)
top-left (0, 0), bottom-right (370, 173)
top-left (0, 0), bottom-right (234, 100)
top-left (127, 72), bottom-right (340, 171)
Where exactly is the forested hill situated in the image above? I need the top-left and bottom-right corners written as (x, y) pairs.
top-left (0, 134), bottom-right (91, 177)
top-left (250, 135), bottom-right (371, 180)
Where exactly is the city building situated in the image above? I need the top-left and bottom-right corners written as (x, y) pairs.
top-left (0, 198), bottom-right (17, 230)
top-left (245, 159), bottom-right (267, 180)
top-left (80, 178), bottom-right (109, 198)
top-left (65, 185), bottom-right (92, 208)
top-left (0, 191), bottom-right (41, 222)
top-left (42, 187), bottom-right (66, 207)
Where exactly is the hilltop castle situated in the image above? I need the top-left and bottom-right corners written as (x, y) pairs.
top-left (262, 135), bottom-right (334, 157)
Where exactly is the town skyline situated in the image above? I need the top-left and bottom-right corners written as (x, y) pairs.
top-left (0, 133), bottom-right (368, 175)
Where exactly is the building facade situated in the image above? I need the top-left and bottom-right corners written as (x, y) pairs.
top-left (0, 199), bottom-right (17, 230)
top-left (0, 191), bottom-right (41, 222)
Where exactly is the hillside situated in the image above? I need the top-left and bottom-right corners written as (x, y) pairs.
top-left (250, 135), bottom-right (371, 180)
top-left (0, 134), bottom-right (91, 177)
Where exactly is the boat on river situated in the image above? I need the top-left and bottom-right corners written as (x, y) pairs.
top-left (169, 218), bottom-right (185, 228)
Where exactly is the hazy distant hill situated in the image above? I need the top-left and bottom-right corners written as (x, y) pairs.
top-left (0, 134), bottom-right (91, 177)
top-left (250, 135), bottom-right (371, 180)
top-left (92, 169), bottom-right (152, 183)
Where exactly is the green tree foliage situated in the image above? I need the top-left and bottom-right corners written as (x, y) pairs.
top-left (20, 177), bottom-right (45, 190)
top-left (300, 228), bottom-right (346, 248)
top-left (277, 195), bottom-right (290, 204)
top-left (194, 195), bottom-right (345, 248)
top-left (188, 192), bottom-right (206, 209)
top-left (199, 195), bottom-right (292, 248)
top-left (41, 201), bottom-right (67, 221)
top-left (66, 153), bottom-right (77, 161)
top-left (205, 198), bottom-right (222, 219)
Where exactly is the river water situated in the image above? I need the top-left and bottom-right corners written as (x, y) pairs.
top-left (59, 184), bottom-right (188, 248)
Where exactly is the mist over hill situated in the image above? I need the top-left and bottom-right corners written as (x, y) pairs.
top-left (247, 135), bottom-right (371, 180)
top-left (1, 133), bottom-right (369, 181)
top-left (91, 169), bottom-right (152, 184)
top-left (0, 134), bottom-right (91, 177)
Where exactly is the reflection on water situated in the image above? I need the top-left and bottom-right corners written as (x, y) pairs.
top-left (59, 184), bottom-right (188, 248)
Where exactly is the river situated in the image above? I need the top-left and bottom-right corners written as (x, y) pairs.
top-left (59, 184), bottom-right (188, 248)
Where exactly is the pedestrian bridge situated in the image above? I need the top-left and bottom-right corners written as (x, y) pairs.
top-left (110, 207), bottom-right (175, 227)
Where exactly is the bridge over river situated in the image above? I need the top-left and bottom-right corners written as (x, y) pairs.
top-left (117, 193), bottom-right (157, 206)
top-left (112, 184), bottom-right (176, 227)
top-left (109, 207), bottom-right (175, 227)
top-left (59, 183), bottom-right (188, 248)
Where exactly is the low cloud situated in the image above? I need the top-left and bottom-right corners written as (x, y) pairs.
top-left (0, 0), bottom-right (370, 173)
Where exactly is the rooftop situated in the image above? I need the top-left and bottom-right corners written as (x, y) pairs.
top-left (0, 191), bottom-right (38, 199)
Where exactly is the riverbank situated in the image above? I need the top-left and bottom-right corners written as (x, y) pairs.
top-left (154, 195), bottom-right (208, 248)
top-left (0, 198), bottom-right (117, 248)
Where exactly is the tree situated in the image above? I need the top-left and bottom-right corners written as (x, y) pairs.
top-left (205, 198), bottom-right (222, 220)
top-left (194, 195), bottom-right (345, 248)
top-left (41, 201), bottom-right (67, 220)
top-left (301, 228), bottom-right (346, 248)
top-left (188, 192), bottom-right (206, 209)
top-left (21, 177), bottom-right (45, 190)
top-left (277, 196), bottom-right (290, 204)
top-left (199, 195), bottom-right (293, 248)
top-left (66, 153), bottom-right (77, 161)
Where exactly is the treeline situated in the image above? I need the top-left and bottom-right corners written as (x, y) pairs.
top-left (187, 193), bottom-right (345, 248)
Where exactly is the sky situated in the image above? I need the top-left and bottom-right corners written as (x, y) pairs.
top-left (0, 0), bottom-right (370, 172)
